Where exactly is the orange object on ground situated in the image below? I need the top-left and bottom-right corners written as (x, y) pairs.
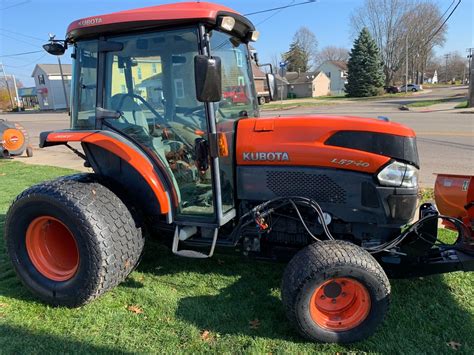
top-left (434, 174), bottom-right (473, 236)
top-left (25, 216), bottom-right (79, 282)
top-left (2, 128), bottom-right (25, 152)
top-left (309, 277), bottom-right (371, 331)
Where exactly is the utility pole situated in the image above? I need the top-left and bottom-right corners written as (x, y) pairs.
top-left (467, 48), bottom-right (474, 108)
top-left (57, 57), bottom-right (69, 110)
top-left (405, 34), bottom-right (408, 93)
top-left (444, 53), bottom-right (451, 84)
top-left (0, 62), bottom-right (15, 109)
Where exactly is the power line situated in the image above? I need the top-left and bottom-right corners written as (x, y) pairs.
top-left (0, 31), bottom-right (41, 48)
top-left (0, 0), bottom-right (31, 11)
top-left (424, 0), bottom-right (461, 46)
top-left (256, 0), bottom-right (296, 26)
top-left (3, 53), bottom-right (47, 68)
top-left (244, 0), bottom-right (316, 16)
top-left (0, 50), bottom-right (43, 58)
top-left (0, 28), bottom-right (45, 42)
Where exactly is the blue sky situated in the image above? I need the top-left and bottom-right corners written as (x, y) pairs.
top-left (1, 0), bottom-right (472, 86)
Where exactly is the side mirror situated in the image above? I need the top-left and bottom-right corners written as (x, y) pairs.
top-left (43, 42), bottom-right (66, 56)
top-left (194, 55), bottom-right (222, 102)
top-left (266, 73), bottom-right (277, 101)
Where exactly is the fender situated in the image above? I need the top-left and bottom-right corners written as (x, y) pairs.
top-left (40, 130), bottom-right (175, 221)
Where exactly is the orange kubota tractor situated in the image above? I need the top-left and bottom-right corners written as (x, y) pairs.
top-left (4, 2), bottom-right (473, 344)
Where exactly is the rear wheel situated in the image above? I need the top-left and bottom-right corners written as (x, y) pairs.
top-left (5, 174), bottom-right (144, 307)
top-left (259, 96), bottom-right (266, 105)
top-left (281, 240), bottom-right (390, 343)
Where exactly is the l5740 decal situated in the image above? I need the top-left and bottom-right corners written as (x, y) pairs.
top-left (331, 158), bottom-right (370, 168)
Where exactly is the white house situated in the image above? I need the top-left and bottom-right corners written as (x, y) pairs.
top-left (32, 64), bottom-right (72, 110)
top-left (317, 60), bottom-right (348, 95)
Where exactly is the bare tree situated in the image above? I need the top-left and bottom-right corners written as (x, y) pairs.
top-left (401, 1), bottom-right (446, 84)
top-left (351, 0), bottom-right (446, 86)
top-left (293, 26), bottom-right (318, 70)
top-left (315, 46), bottom-right (349, 67)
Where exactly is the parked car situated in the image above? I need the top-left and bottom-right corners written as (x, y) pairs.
top-left (400, 84), bottom-right (423, 92)
top-left (384, 86), bottom-right (400, 94)
top-left (223, 85), bottom-right (250, 104)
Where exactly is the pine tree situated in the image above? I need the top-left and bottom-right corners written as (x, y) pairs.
top-left (283, 40), bottom-right (309, 72)
top-left (345, 28), bottom-right (385, 97)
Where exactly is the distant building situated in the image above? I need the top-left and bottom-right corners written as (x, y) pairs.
top-left (18, 87), bottom-right (38, 109)
top-left (317, 60), bottom-right (348, 95)
top-left (286, 71), bottom-right (330, 98)
top-left (425, 70), bottom-right (438, 84)
top-left (32, 64), bottom-right (72, 110)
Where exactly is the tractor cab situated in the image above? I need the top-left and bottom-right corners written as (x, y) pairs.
top-left (44, 3), bottom-right (268, 227)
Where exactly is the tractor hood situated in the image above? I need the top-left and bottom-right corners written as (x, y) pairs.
top-left (235, 115), bottom-right (419, 174)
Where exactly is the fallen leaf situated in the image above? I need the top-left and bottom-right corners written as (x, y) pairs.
top-left (127, 305), bottom-right (144, 314)
top-left (200, 330), bottom-right (211, 342)
top-left (0, 303), bottom-right (7, 308)
top-left (249, 319), bottom-right (261, 330)
top-left (447, 341), bottom-right (461, 350)
top-left (0, 173), bottom-right (6, 176)
top-left (92, 189), bottom-right (96, 195)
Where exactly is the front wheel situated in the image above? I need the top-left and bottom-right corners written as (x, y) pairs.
top-left (281, 240), bottom-right (390, 343)
top-left (5, 174), bottom-right (144, 307)
top-left (258, 96), bottom-right (266, 105)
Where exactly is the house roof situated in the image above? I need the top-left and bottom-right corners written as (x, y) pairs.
top-left (251, 62), bottom-right (266, 79)
top-left (32, 64), bottom-right (72, 77)
top-left (328, 60), bottom-right (348, 71)
top-left (286, 71), bottom-right (322, 85)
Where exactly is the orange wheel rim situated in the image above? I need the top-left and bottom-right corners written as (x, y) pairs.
top-left (2, 128), bottom-right (25, 151)
top-left (26, 216), bottom-right (79, 281)
top-left (309, 277), bottom-right (371, 331)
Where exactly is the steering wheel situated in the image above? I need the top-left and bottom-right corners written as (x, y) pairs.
top-left (115, 93), bottom-right (167, 126)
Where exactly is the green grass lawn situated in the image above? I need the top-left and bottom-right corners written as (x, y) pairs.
top-left (0, 161), bottom-right (473, 353)
top-left (455, 101), bottom-right (469, 109)
top-left (407, 98), bottom-right (461, 108)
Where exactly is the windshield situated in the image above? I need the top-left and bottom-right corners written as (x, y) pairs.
top-left (209, 30), bottom-right (258, 119)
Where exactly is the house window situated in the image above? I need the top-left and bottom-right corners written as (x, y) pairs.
top-left (237, 76), bottom-right (245, 86)
top-left (236, 51), bottom-right (243, 67)
top-left (38, 74), bottom-right (45, 85)
top-left (121, 85), bottom-right (126, 94)
top-left (137, 67), bottom-right (142, 80)
top-left (174, 79), bottom-right (184, 99)
top-left (152, 63), bottom-right (157, 74)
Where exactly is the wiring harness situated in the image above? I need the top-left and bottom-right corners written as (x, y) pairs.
top-left (231, 196), bottom-right (471, 255)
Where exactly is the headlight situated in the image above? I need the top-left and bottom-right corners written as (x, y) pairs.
top-left (377, 161), bottom-right (418, 188)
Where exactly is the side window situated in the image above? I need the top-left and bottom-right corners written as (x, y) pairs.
top-left (71, 40), bottom-right (98, 130)
top-left (38, 75), bottom-right (45, 85)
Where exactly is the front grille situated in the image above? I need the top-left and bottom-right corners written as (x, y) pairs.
top-left (266, 171), bottom-right (347, 204)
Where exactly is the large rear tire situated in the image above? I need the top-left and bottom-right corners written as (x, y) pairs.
top-left (5, 174), bottom-right (144, 307)
top-left (281, 240), bottom-right (390, 343)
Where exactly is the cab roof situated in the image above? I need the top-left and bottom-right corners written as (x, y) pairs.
top-left (67, 2), bottom-right (251, 41)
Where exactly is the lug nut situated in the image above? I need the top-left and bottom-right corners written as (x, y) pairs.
top-left (341, 292), bottom-right (347, 297)
top-left (331, 299), bottom-right (337, 304)
top-left (320, 295), bottom-right (326, 300)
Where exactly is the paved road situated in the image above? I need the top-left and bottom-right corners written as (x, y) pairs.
top-left (1, 86), bottom-right (473, 187)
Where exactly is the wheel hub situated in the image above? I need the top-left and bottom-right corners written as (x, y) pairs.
top-left (25, 216), bottom-right (79, 282)
top-left (309, 277), bottom-right (371, 331)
